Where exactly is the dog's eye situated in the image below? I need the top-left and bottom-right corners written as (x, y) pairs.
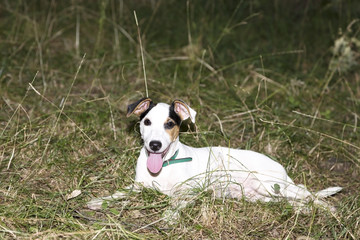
top-left (144, 118), bottom-right (151, 126)
top-left (165, 121), bottom-right (175, 129)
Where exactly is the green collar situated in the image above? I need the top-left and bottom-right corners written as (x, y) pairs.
top-left (162, 150), bottom-right (192, 167)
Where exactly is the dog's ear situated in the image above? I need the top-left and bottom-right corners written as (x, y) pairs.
top-left (127, 98), bottom-right (152, 117)
top-left (172, 99), bottom-right (197, 123)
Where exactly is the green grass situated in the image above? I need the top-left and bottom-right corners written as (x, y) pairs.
top-left (1, 0), bottom-right (359, 239)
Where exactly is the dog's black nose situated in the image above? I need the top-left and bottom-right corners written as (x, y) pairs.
top-left (149, 141), bottom-right (162, 152)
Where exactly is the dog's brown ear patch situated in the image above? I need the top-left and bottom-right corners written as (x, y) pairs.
top-left (127, 98), bottom-right (152, 117)
top-left (173, 99), bottom-right (197, 123)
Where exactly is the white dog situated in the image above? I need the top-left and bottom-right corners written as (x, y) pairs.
top-left (88, 98), bottom-right (341, 214)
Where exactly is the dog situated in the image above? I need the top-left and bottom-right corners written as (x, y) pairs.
top-left (88, 98), bottom-right (342, 215)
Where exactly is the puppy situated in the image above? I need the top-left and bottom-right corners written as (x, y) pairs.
top-left (88, 98), bottom-right (341, 215)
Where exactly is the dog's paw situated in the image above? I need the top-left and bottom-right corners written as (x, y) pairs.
top-left (162, 209), bottom-right (180, 225)
top-left (87, 198), bottom-right (104, 210)
top-left (87, 191), bottom-right (129, 210)
top-left (313, 198), bottom-right (337, 212)
top-left (288, 198), bottom-right (338, 214)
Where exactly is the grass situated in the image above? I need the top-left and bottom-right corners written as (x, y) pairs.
top-left (1, 0), bottom-right (359, 239)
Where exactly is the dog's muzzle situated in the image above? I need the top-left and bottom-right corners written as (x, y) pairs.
top-left (146, 143), bottom-right (171, 174)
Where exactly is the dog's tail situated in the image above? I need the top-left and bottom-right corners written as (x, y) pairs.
top-left (284, 182), bottom-right (342, 212)
top-left (284, 176), bottom-right (342, 200)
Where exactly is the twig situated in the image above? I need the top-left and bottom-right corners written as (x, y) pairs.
top-left (134, 11), bottom-right (148, 98)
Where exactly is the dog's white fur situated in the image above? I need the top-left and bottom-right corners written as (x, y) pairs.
top-left (88, 98), bottom-right (341, 214)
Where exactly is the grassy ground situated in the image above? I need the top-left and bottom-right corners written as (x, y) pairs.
top-left (1, 0), bottom-right (359, 239)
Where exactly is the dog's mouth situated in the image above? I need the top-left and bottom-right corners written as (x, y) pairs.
top-left (146, 145), bottom-right (171, 174)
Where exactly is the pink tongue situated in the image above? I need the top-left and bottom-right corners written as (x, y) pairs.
top-left (147, 153), bottom-right (163, 174)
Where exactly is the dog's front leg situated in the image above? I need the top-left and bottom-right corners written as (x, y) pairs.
top-left (161, 187), bottom-right (196, 224)
top-left (162, 198), bottom-right (189, 225)
top-left (87, 184), bottom-right (140, 210)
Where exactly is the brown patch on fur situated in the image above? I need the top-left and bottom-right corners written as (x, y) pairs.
top-left (165, 118), bottom-right (180, 141)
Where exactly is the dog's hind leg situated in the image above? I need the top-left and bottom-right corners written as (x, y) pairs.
top-left (312, 186), bottom-right (342, 212)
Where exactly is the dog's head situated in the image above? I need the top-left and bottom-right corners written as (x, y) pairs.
top-left (127, 98), bottom-right (196, 174)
